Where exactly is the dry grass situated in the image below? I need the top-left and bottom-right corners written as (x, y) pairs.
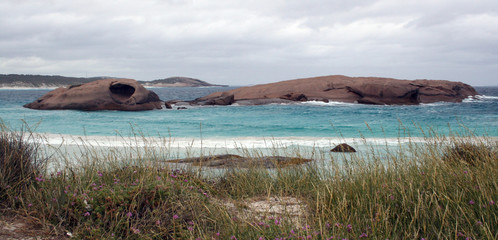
top-left (1, 123), bottom-right (497, 239)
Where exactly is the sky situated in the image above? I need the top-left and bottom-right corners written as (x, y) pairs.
top-left (1, 0), bottom-right (497, 86)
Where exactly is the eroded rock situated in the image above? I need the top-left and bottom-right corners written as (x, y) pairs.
top-left (195, 75), bottom-right (477, 105)
top-left (24, 79), bottom-right (163, 111)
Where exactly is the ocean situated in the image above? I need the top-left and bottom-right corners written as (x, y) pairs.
top-left (0, 86), bottom-right (497, 158)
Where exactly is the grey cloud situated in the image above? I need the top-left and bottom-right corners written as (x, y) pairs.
top-left (0, 0), bottom-right (497, 85)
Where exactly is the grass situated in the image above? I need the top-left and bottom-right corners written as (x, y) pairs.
top-left (0, 124), bottom-right (46, 204)
top-left (0, 124), bottom-right (497, 239)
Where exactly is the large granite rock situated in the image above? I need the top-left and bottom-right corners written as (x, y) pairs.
top-left (24, 79), bottom-right (163, 111)
top-left (195, 75), bottom-right (477, 105)
top-left (193, 93), bottom-right (235, 106)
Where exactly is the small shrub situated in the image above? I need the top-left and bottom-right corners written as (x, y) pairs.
top-left (0, 129), bottom-right (43, 202)
top-left (442, 142), bottom-right (495, 166)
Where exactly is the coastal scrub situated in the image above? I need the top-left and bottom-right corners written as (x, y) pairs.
top-left (0, 124), bottom-right (496, 239)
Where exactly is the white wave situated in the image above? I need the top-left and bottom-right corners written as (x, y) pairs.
top-left (33, 133), bottom-right (431, 150)
top-left (300, 100), bottom-right (357, 106)
top-left (462, 95), bottom-right (498, 103)
top-left (419, 101), bottom-right (452, 106)
top-left (476, 95), bottom-right (498, 100)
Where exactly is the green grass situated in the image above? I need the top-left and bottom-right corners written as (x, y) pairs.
top-left (0, 125), bottom-right (497, 239)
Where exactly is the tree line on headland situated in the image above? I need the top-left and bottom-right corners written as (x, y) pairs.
top-left (0, 74), bottom-right (227, 88)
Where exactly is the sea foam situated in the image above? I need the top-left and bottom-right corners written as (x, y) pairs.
top-left (35, 133), bottom-right (428, 149)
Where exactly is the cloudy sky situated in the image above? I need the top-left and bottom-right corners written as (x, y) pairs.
top-left (1, 0), bottom-right (497, 86)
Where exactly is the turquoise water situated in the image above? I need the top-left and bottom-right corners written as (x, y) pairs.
top-left (0, 86), bottom-right (497, 139)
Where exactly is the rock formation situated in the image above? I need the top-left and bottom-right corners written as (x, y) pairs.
top-left (330, 143), bottom-right (357, 153)
top-left (194, 75), bottom-right (477, 105)
top-left (166, 154), bottom-right (313, 168)
top-left (24, 79), bottom-right (163, 111)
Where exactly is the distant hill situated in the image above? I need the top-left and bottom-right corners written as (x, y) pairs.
top-left (0, 74), bottom-right (227, 88)
top-left (0, 74), bottom-right (108, 88)
top-left (139, 77), bottom-right (227, 87)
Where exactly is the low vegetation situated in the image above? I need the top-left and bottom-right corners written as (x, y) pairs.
top-left (0, 125), bottom-right (45, 203)
top-left (0, 124), bottom-right (496, 239)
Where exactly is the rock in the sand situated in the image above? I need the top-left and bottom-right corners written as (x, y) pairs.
top-left (166, 154), bottom-right (313, 168)
top-left (194, 75), bottom-right (477, 106)
top-left (331, 143), bottom-right (356, 153)
top-left (24, 79), bottom-right (163, 111)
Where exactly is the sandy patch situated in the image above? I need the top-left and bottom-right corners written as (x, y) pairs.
top-left (220, 196), bottom-right (308, 227)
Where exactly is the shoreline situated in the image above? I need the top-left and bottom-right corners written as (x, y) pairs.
top-left (30, 132), bottom-right (497, 163)
top-left (33, 132), bottom-right (433, 149)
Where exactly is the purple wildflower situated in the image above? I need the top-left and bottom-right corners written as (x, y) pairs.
top-left (490, 200), bottom-right (495, 205)
top-left (156, 220), bottom-right (161, 225)
top-left (347, 224), bottom-right (352, 232)
top-left (131, 227), bottom-right (140, 234)
top-left (188, 226), bottom-right (194, 231)
top-left (469, 200), bottom-right (475, 205)
top-left (97, 171), bottom-right (102, 177)
top-left (84, 212), bottom-right (90, 216)
top-left (173, 214), bottom-right (179, 220)
top-left (359, 232), bottom-right (368, 238)
top-left (126, 212), bottom-right (133, 217)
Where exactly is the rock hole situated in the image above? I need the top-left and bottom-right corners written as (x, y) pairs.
top-left (109, 83), bottom-right (135, 102)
